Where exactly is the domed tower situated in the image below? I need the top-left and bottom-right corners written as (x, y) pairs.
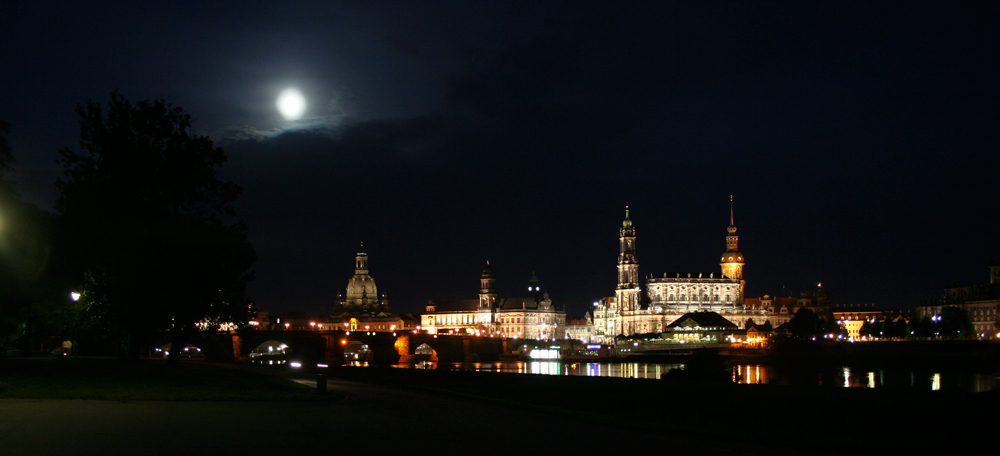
top-left (616, 204), bottom-right (641, 313)
top-left (527, 272), bottom-right (543, 299)
top-left (346, 242), bottom-right (378, 308)
top-left (720, 196), bottom-right (746, 299)
top-left (479, 261), bottom-right (497, 309)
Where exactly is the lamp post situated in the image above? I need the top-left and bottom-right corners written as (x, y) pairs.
top-left (70, 292), bottom-right (81, 356)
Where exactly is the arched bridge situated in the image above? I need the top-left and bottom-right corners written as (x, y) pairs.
top-left (226, 330), bottom-right (512, 365)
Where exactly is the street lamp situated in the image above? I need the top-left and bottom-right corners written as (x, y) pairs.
top-left (68, 291), bottom-right (82, 355)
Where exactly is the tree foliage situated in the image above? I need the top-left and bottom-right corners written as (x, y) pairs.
top-left (785, 308), bottom-right (821, 340)
top-left (0, 120), bottom-right (19, 199)
top-left (0, 120), bottom-right (59, 352)
top-left (56, 92), bottom-right (255, 361)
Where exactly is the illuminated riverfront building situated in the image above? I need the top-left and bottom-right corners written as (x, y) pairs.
top-left (592, 200), bottom-right (766, 343)
top-left (917, 264), bottom-right (1000, 337)
top-left (744, 288), bottom-right (832, 328)
top-left (422, 263), bottom-right (567, 339)
top-left (325, 244), bottom-right (417, 333)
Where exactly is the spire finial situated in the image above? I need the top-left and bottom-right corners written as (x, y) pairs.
top-left (729, 195), bottom-right (734, 226)
top-left (625, 202), bottom-right (630, 219)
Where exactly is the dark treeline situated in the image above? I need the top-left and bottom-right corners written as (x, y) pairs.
top-left (0, 92), bottom-right (255, 363)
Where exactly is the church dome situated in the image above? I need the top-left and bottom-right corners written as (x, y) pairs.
top-left (346, 274), bottom-right (377, 304)
top-left (346, 244), bottom-right (377, 305)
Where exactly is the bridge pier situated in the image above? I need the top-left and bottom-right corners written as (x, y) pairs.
top-left (321, 332), bottom-right (343, 366)
top-left (232, 334), bottom-right (243, 361)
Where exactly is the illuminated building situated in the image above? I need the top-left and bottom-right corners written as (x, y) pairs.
top-left (744, 288), bottom-right (832, 328)
top-left (342, 243), bottom-right (385, 309)
top-left (742, 323), bottom-right (771, 347)
top-left (327, 244), bottom-right (417, 333)
top-left (661, 311), bottom-right (739, 343)
top-left (422, 264), bottom-right (567, 339)
top-left (917, 265), bottom-right (1000, 337)
top-left (831, 304), bottom-right (883, 339)
top-left (564, 315), bottom-right (595, 342)
top-left (592, 200), bottom-right (766, 343)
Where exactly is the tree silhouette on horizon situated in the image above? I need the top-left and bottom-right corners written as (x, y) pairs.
top-left (56, 91), bottom-right (255, 362)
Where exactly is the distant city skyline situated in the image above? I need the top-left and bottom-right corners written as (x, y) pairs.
top-left (3, 2), bottom-right (997, 316)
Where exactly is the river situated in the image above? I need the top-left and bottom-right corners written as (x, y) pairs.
top-left (385, 361), bottom-right (998, 392)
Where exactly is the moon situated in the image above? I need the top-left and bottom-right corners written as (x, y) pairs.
top-left (276, 88), bottom-right (307, 120)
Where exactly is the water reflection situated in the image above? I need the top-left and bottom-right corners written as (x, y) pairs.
top-left (732, 364), bottom-right (768, 385)
top-left (728, 364), bottom-right (997, 392)
top-left (399, 361), bottom-right (682, 379)
top-left (391, 361), bottom-right (996, 392)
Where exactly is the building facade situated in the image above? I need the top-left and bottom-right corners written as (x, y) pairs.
top-left (592, 201), bottom-right (766, 343)
top-left (917, 265), bottom-right (1000, 336)
top-left (325, 245), bottom-right (417, 333)
top-left (422, 264), bottom-right (567, 339)
top-left (745, 288), bottom-right (833, 328)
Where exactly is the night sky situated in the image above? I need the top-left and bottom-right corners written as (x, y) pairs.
top-left (3, 2), bottom-right (998, 318)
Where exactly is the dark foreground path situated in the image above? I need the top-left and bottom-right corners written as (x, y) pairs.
top-left (1, 375), bottom-right (815, 455)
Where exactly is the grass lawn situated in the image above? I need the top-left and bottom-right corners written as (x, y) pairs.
top-left (0, 357), bottom-right (336, 401)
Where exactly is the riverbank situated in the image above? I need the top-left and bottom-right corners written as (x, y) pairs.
top-left (328, 364), bottom-right (995, 454)
top-left (0, 356), bottom-right (334, 401)
top-left (1, 356), bottom-right (992, 453)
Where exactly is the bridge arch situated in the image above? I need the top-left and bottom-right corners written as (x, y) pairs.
top-left (248, 339), bottom-right (293, 365)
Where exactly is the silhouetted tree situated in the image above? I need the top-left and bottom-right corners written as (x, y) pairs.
top-left (937, 306), bottom-right (974, 337)
top-left (0, 120), bottom-right (59, 353)
top-left (56, 92), bottom-right (255, 362)
top-left (785, 308), bottom-right (821, 340)
top-left (912, 316), bottom-right (935, 338)
top-left (859, 320), bottom-right (876, 338)
top-left (819, 317), bottom-right (845, 338)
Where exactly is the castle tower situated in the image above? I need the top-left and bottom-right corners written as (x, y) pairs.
top-left (720, 196), bottom-right (746, 301)
top-left (479, 261), bottom-right (497, 309)
top-left (616, 205), bottom-right (641, 313)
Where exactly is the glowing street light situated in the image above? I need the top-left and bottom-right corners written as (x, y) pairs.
top-left (69, 292), bottom-right (81, 356)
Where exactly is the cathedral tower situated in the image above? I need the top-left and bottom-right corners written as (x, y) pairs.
top-left (720, 196), bottom-right (746, 300)
top-left (479, 261), bottom-right (497, 309)
top-left (616, 205), bottom-right (641, 312)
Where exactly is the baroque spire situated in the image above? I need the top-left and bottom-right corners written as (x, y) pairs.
top-left (721, 195), bottom-right (745, 281)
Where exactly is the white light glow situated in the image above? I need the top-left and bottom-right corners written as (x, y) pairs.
top-left (528, 349), bottom-right (559, 359)
top-left (277, 88), bottom-right (307, 120)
